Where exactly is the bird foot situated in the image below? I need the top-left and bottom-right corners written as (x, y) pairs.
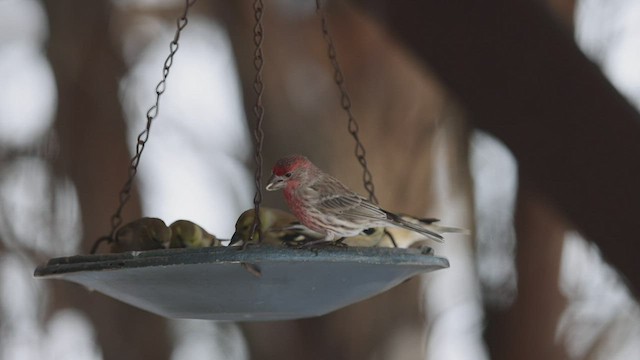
top-left (383, 230), bottom-right (398, 248)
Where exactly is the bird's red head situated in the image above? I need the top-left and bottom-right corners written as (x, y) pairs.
top-left (266, 155), bottom-right (311, 191)
top-left (272, 155), bottom-right (308, 176)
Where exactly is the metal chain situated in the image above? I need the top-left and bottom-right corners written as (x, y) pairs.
top-left (90, 0), bottom-right (197, 254)
top-left (315, 0), bottom-right (378, 204)
top-left (249, 0), bottom-right (266, 243)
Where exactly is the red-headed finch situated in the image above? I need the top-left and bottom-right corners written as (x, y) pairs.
top-left (265, 155), bottom-right (450, 243)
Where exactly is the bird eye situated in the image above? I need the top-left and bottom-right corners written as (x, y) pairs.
top-left (285, 172), bottom-right (292, 178)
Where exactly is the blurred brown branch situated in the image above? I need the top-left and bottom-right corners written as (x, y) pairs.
top-left (379, 0), bottom-right (640, 299)
top-left (42, 1), bottom-right (171, 359)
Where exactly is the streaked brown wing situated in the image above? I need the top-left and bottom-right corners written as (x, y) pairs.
top-left (311, 177), bottom-right (386, 219)
top-left (319, 194), bottom-right (362, 213)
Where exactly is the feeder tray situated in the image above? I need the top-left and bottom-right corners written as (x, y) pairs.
top-left (34, 245), bottom-right (448, 321)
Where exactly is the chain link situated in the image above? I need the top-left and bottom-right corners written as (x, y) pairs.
top-left (90, 0), bottom-right (197, 254)
top-left (315, 0), bottom-right (378, 204)
top-left (249, 0), bottom-right (266, 242)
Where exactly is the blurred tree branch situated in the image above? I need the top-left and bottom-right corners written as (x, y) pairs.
top-left (484, 185), bottom-right (569, 360)
top-left (42, 1), bottom-right (171, 359)
top-left (378, 0), bottom-right (640, 298)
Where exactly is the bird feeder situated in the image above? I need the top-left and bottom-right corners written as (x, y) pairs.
top-left (34, 0), bottom-right (449, 321)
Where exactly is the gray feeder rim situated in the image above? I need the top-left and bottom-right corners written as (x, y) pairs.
top-left (34, 245), bottom-right (449, 321)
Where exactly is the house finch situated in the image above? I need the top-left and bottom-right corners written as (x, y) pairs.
top-left (169, 220), bottom-right (220, 248)
top-left (110, 217), bottom-right (171, 253)
top-left (265, 155), bottom-right (446, 243)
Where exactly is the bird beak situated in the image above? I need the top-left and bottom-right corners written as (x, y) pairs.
top-left (229, 231), bottom-right (242, 246)
top-left (265, 174), bottom-right (285, 191)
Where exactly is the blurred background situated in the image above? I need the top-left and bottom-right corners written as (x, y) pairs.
top-left (1, 0), bottom-right (640, 359)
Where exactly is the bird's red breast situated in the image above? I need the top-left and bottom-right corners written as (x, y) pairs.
top-left (283, 181), bottom-right (323, 234)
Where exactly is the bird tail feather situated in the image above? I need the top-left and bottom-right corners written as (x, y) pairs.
top-left (398, 214), bottom-right (470, 235)
top-left (385, 211), bottom-right (445, 243)
top-left (426, 224), bottom-right (470, 235)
